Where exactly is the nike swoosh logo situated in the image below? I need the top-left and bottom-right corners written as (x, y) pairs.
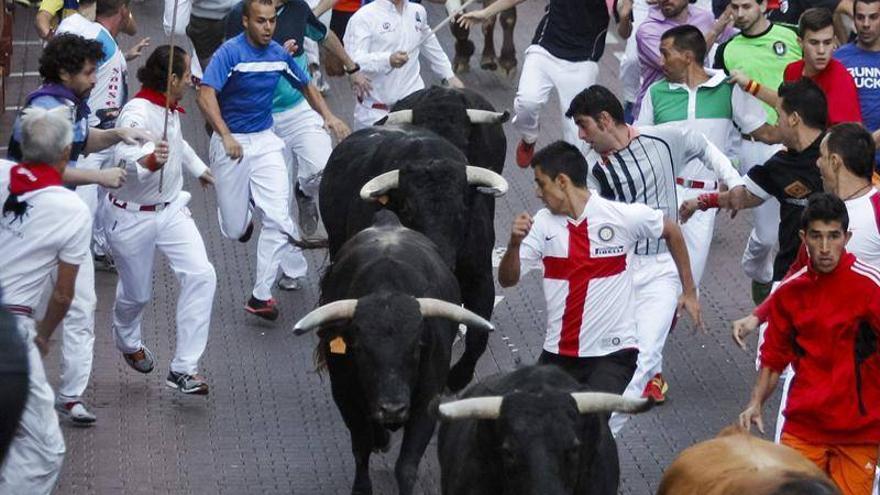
top-left (545, 235), bottom-right (556, 241)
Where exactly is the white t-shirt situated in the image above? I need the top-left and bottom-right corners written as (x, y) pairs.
top-left (0, 161), bottom-right (92, 309)
top-left (845, 188), bottom-right (880, 266)
top-left (56, 15), bottom-right (128, 129)
top-left (519, 193), bottom-right (665, 358)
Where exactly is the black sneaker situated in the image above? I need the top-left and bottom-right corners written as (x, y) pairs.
top-left (294, 184), bottom-right (320, 236)
top-left (245, 296), bottom-right (280, 321)
top-left (166, 371), bottom-right (209, 395)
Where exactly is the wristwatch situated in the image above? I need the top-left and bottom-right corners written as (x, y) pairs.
top-left (344, 63), bottom-right (361, 75)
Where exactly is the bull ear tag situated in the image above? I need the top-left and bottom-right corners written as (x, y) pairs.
top-left (377, 194), bottom-right (390, 206)
top-left (330, 336), bottom-right (348, 354)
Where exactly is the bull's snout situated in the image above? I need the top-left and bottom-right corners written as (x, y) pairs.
top-left (374, 401), bottom-right (409, 423)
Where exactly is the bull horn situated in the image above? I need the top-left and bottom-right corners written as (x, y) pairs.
top-left (292, 299), bottom-right (358, 335)
top-left (417, 298), bottom-right (494, 332)
top-left (438, 397), bottom-right (503, 420)
top-left (376, 110), bottom-right (413, 126)
top-left (360, 170), bottom-right (400, 200)
top-left (569, 393), bottom-right (653, 414)
top-left (466, 166), bottom-right (508, 197)
top-left (466, 109), bottom-right (510, 124)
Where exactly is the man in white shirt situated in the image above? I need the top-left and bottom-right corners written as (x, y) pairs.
top-left (343, 0), bottom-right (463, 130)
top-left (637, 25), bottom-right (777, 286)
top-left (566, 85), bottom-right (741, 425)
top-left (498, 141), bottom-right (701, 399)
top-left (0, 106), bottom-right (92, 495)
top-left (107, 46), bottom-right (217, 395)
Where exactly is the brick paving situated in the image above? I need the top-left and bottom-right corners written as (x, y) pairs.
top-left (2, 2), bottom-right (781, 493)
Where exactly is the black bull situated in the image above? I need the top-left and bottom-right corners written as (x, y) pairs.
top-left (294, 211), bottom-right (493, 495)
top-left (438, 365), bottom-right (653, 495)
top-left (319, 118), bottom-right (506, 391)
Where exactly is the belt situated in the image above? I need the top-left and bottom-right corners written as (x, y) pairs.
top-left (4, 305), bottom-right (33, 316)
top-left (110, 194), bottom-right (170, 212)
top-left (675, 177), bottom-right (717, 190)
top-left (356, 96), bottom-right (389, 111)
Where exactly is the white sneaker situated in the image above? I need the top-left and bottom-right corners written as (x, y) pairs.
top-left (55, 399), bottom-right (97, 425)
top-left (277, 275), bottom-right (307, 291)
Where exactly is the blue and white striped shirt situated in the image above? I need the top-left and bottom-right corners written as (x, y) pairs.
top-left (202, 33), bottom-right (311, 134)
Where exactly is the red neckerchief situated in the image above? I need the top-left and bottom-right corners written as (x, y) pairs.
top-left (9, 162), bottom-right (64, 195)
top-left (600, 125), bottom-right (640, 165)
top-left (134, 87), bottom-right (185, 113)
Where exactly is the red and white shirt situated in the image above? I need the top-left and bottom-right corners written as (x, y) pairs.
top-left (519, 193), bottom-right (665, 357)
top-left (845, 188), bottom-right (880, 265)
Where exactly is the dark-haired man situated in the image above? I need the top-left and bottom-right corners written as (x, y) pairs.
top-left (715, 0), bottom-right (801, 298)
top-left (731, 124), bottom-right (880, 449)
top-left (498, 141), bottom-right (701, 397)
top-left (56, 0), bottom-right (150, 272)
top-left (739, 192), bottom-right (880, 495)
top-left (6, 33), bottom-right (151, 426)
top-left (681, 78), bottom-right (827, 283)
top-left (638, 25), bottom-right (776, 286)
top-left (197, 0), bottom-right (348, 320)
top-left (107, 45), bottom-right (216, 395)
top-left (566, 84), bottom-right (738, 424)
top-left (225, 0), bottom-right (369, 239)
top-left (836, 0), bottom-right (880, 165)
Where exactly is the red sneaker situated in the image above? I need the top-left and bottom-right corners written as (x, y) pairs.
top-left (642, 373), bottom-right (668, 404)
top-left (245, 296), bottom-right (280, 321)
top-left (515, 140), bottom-right (536, 168)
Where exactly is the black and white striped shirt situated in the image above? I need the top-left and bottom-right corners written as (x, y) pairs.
top-left (586, 123), bottom-right (744, 256)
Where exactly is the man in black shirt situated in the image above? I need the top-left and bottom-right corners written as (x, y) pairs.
top-left (680, 78), bottom-right (827, 282)
top-left (458, 0), bottom-right (611, 166)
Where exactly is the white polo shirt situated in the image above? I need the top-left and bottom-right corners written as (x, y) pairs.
top-left (0, 160), bottom-right (92, 309)
top-left (343, 0), bottom-right (455, 107)
top-left (637, 69), bottom-right (766, 182)
top-left (519, 193), bottom-right (665, 358)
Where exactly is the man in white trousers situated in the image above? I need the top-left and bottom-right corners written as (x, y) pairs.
top-left (565, 85), bottom-right (742, 431)
top-left (637, 25), bottom-right (777, 286)
top-left (57, 0), bottom-right (149, 269)
top-left (108, 46), bottom-right (217, 394)
top-left (714, 0), bottom-right (802, 303)
top-left (198, 0), bottom-right (349, 320)
top-left (225, 0), bottom-right (369, 239)
top-left (7, 33), bottom-right (150, 425)
top-left (0, 106), bottom-right (92, 495)
top-left (459, 0), bottom-right (611, 165)
top-left (343, 0), bottom-right (463, 130)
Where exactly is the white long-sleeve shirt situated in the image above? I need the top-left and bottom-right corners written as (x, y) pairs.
top-left (113, 95), bottom-right (208, 205)
top-left (343, 0), bottom-right (455, 107)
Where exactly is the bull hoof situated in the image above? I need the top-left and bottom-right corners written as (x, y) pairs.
top-left (453, 60), bottom-right (470, 74)
top-left (446, 363), bottom-right (475, 393)
top-left (499, 57), bottom-right (518, 77)
top-left (480, 56), bottom-right (498, 71)
top-left (351, 485), bottom-right (372, 495)
top-left (372, 426), bottom-right (391, 453)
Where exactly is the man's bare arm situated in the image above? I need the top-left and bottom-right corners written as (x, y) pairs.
top-left (34, 261), bottom-right (79, 355)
